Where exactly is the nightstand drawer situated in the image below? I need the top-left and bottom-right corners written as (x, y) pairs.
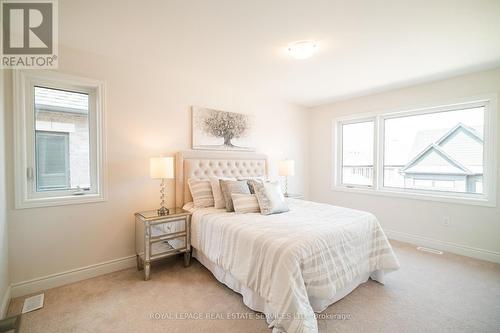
top-left (150, 237), bottom-right (186, 259)
top-left (150, 219), bottom-right (186, 236)
top-left (150, 230), bottom-right (186, 243)
top-left (284, 193), bottom-right (304, 199)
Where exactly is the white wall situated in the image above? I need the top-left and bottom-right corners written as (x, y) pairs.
top-left (0, 67), bottom-right (11, 316)
top-left (309, 68), bottom-right (500, 260)
top-left (6, 0), bottom-right (497, 298)
top-left (4, 2), bottom-right (309, 293)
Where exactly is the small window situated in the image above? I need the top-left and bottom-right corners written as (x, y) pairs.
top-left (14, 70), bottom-right (106, 208)
top-left (34, 86), bottom-right (91, 192)
top-left (340, 121), bottom-right (374, 186)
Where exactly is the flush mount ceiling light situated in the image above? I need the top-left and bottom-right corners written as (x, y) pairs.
top-left (287, 40), bottom-right (318, 59)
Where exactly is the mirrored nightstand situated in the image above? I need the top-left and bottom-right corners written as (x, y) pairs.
top-left (135, 208), bottom-right (192, 280)
top-left (284, 193), bottom-right (304, 199)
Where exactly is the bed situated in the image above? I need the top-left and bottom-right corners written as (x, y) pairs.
top-left (175, 151), bottom-right (400, 333)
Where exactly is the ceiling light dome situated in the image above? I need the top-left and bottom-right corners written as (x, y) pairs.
top-left (287, 40), bottom-right (318, 59)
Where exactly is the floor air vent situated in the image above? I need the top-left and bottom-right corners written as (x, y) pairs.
top-left (417, 246), bottom-right (443, 255)
top-left (22, 293), bottom-right (45, 314)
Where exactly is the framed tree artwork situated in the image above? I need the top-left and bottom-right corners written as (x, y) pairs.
top-left (191, 106), bottom-right (255, 151)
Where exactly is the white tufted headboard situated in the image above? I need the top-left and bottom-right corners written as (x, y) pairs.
top-left (175, 150), bottom-right (269, 207)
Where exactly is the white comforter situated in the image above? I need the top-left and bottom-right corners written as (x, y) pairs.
top-left (186, 199), bottom-right (400, 333)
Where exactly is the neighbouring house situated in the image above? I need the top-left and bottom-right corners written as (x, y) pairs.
top-left (342, 150), bottom-right (374, 185)
top-left (34, 87), bottom-right (91, 191)
top-left (400, 123), bottom-right (484, 193)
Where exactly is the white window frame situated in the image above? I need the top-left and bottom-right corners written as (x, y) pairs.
top-left (332, 95), bottom-right (498, 207)
top-left (14, 70), bottom-right (107, 209)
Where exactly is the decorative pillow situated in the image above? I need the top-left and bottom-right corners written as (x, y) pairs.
top-left (249, 180), bottom-right (289, 215)
top-left (231, 193), bottom-right (260, 214)
top-left (209, 177), bottom-right (236, 209)
top-left (220, 180), bottom-right (251, 212)
top-left (238, 177), bottom-right (264, 194)
top-left (188, 179), bottom-right (214, 208)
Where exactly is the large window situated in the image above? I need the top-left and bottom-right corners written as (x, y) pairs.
top-left (334, 99), bottom-right (497, 206)
top-left (14, 70), bottom-right (106, 208)
top-left (383, 107), bottom-right (484, 194)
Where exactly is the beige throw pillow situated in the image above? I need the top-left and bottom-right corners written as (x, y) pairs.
top-left (232, 193), bottom-right (260, 214)
top-left (188, 179), bottom-right (214, 208)
top-left (209, 177), bottom-right (236, 209)
top-left (220, 180), bottom-right (251, 212)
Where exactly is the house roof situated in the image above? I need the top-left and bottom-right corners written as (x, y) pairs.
top-left (401, 123), bottom-right (483, 175)
top-left (35, 87), bottom-right (89, 114)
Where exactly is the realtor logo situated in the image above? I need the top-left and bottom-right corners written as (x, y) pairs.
top-left (1, 0), bottom-right (58, 68)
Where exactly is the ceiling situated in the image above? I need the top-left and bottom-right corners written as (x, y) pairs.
top-left (60, 0), bottom-right (500, 107)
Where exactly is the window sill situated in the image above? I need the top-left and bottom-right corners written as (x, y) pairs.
top-left (331, 185), bottom-right (496, 207)
top-left (15, 193), bottom-right (106, 209)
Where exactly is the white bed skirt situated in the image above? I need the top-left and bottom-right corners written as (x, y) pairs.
top-left (193, 248), bottom-right (386, 331)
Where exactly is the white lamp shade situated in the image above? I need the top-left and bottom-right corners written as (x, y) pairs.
top-left (150, 156), bottom-right (174, 179)
top-left (279, 160), bottom-right (295, 176)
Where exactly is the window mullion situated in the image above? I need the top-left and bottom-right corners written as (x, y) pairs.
top-left (375, 116), bottom-right (385, 191)
top-left (26, 80), bottom-right (37, 196)
top-left (335, 121), bottom-right (343, 188)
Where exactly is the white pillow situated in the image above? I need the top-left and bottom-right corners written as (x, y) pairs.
top-left (237, 177), bottom-right (264, 194)
top-left (188, 179), bottom-right (214, 208)
top-left (250, 180), bottom-right (289, 215)
top-left (231, 193), bottom-right (260, 214)
top-left (209, 177), bottom-right (235, 209)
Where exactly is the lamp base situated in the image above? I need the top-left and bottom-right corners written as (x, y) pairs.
top-left (157, 178), bottom-right (169, 216)
top-left (157, 207), bottom-right (169, 216)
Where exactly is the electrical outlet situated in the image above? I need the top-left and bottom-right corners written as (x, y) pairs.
top-left (443, 216), bottom-right (450, 227)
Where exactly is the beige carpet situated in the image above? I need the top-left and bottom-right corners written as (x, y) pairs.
top-left (7, 241), bottom-right (500, 333)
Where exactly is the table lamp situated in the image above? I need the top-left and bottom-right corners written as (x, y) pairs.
top-left (279, 160), bottom-right (295, 196)
top-left (150, 156), bottom-right (174, 215)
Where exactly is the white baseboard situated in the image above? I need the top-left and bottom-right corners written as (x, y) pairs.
top-left (386, 229), bottom-right (500, 264)
top-left (1, 285), bottom-right (11, 319)
top-left (7, 232), bottom-right (499, 299)
top-left (11, 255), bottom-right (136, 298)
